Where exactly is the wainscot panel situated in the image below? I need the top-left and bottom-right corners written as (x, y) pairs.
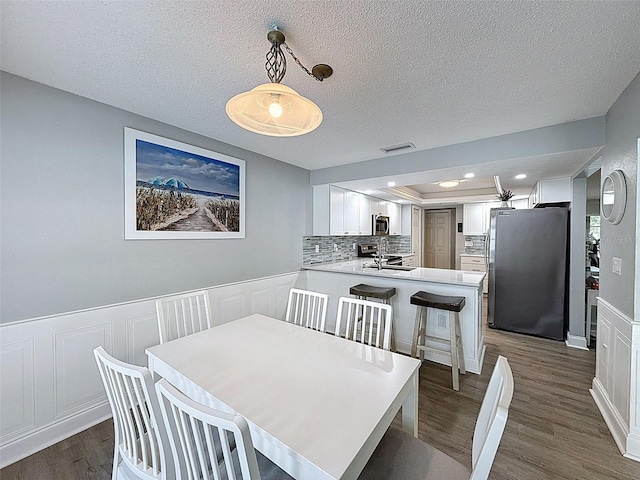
top-left (0, 272), bottom-right (302, 468)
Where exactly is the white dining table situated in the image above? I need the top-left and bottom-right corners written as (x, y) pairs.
top-left (146, 313), bottom-right (421, 480)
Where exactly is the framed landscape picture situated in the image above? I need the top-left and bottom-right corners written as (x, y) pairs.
top-left (124, 128), bottom-right (245, 239)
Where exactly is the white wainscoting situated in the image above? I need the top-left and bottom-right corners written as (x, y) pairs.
top-left (0, 272), bottom-right (302, 468)
top-left (590, 298), bottom-right (640, 462)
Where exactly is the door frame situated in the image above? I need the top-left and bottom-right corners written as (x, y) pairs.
top-left (423, 208), bottom-right (456, 269)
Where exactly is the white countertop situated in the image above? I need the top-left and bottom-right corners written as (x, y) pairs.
top-left (302, 259), bottom-right (485, 287)
top-left (460, 253), bottom-right (485, 257)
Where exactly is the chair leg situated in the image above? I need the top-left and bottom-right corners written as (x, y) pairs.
top-left (455, 312), bottom-right (466, 375)
top-left (411, 307), bottom-right (421, 358)
top-left (419, 308), bottom-right (427, 361)
top-left (449, 312), bottom-right (460, 391)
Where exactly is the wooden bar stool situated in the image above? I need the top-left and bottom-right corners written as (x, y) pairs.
top-left (410, 291), bottom-right (466, 391)
top-left (350, 284), bottom-right (397, 350)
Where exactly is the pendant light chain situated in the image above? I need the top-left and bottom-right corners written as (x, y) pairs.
top-left (282, 42), bottom-right (326, 82)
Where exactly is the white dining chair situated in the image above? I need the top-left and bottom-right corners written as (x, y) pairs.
top-left (155, 290), bottom-right (212, 344)
top-left (155, 378), bottom-right (293, 480)
top-left (359, 355), bottom-right (514, 480)
top-left (94, 346), bottom-right (173, 480)
top-left (335, 296), bottom-right (393, 350)
top-left (284, 288), bottom-right (329, 332)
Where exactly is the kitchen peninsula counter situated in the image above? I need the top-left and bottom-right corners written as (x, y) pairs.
top-left (302, 260), bottom-right (486, 374)
top-left (303, 258), bottom-right (485, 287)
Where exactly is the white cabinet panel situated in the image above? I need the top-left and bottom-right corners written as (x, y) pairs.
top-left (344, 190), bottom-right (360, 235)
top-left (359, 195), bottom-right (372, 235)
top-left (329, 186), bottom-right (345, 235)
top-left (463, 204), bottom-right (486, 235)
top-left (388, 202), bottom-right (402, 235)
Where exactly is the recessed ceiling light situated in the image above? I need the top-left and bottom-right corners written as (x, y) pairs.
top-left (387, 181), bottom-right (396, 187)
top-left (464, 173), bottom-right (475, 179)
top-left (439, 180), bottom-right (460, 188)
top-left (515, 173), bottom-right (527, 179)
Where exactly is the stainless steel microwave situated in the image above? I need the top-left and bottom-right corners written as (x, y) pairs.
top-left (372, 214), bottom-right (390, 235)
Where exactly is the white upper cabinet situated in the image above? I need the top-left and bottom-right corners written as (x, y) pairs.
top-left (343, 190), bottom-right (360, 235)
top-left (359, 195), bottom-right (372, 235)
top-left (387, 202), bottom-right (402, 235)
top-left (529, 177), bottom-right (572, 207)
top-left (329, 186), bottom-right (345, 235)
top-left (463, 203), bottom-right (487, 235)
top-left (312, 185), bottom-right (402, 236)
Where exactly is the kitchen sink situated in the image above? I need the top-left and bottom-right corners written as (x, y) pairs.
top-left (364, 264), bottom-right (416, 271)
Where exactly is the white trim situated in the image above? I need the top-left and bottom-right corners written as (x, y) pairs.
top-left (0, 404), bottom-right (111, 469)
top-left (1, 271), bottom-right (301, 328)
top-left (591, 378), bottom-right (629, 455)
top-left (565, 333), bottom-right (588, 350)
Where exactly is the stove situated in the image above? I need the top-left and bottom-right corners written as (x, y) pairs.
top-left (357, 244), bottom-right (403, 265)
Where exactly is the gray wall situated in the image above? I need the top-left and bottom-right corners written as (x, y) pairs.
top-left (598, 71), bottom-right (639, 319)
top-left (0, 73), bottom-right (311, 323)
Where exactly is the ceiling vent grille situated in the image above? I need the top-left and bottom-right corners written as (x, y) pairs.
top-left (380, 142), bottom-right (415, 154)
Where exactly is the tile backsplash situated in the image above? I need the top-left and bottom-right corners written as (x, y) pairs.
top-left (303, 235), bottom-right (411, 264)
top-left (464, 235), bottom-right (486, 255)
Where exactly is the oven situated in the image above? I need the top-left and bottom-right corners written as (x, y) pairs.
top-left (372, 214), bottom-right (390, 236)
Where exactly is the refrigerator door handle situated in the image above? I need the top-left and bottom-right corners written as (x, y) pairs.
top-left (484, 228), bottom-right (490, 265)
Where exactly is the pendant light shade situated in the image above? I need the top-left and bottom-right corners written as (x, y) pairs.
top-left (226, 28), bottom-right (332, 137)
top-left (226, 83), bottom-right (323, 137)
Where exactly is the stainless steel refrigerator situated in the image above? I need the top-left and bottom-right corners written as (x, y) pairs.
top-left (486, 207), bottom-right (568, 340)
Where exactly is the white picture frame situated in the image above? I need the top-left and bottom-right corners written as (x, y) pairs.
top-left (124, 128), bottom-right (245, 239)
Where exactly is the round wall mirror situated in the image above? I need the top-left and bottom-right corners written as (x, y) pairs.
top-left (601, 169), bottom-right (626, 224)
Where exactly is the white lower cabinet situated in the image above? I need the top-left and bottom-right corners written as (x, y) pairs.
top-left (402, 255), bottom-right (415, 267)
top-left (460, 255), bottom-right (487, 293)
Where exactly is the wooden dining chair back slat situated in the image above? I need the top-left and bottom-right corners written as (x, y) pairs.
top-left (335, 296), bottom-right (393, 350)
top-left (284, 288), bottom-right (329, 332)
top-left (94, 346), bottom-right (172, 480)
top-left (155, 378), bottom-right (262, 480)
top-left (156, 290), bottom-right (212, 344)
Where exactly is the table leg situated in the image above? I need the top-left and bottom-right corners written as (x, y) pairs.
top-left (401, 369), bottom-right (419, 438)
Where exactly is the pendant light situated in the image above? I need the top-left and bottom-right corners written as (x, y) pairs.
top-left (226, 29), bottom-right (333, 137)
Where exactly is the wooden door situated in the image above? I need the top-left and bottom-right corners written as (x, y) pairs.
top-left (423, 210), bottom-right (452, 269)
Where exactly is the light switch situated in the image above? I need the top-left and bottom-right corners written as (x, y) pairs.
top-left (334, 244), bottom-right (338, 252)
top-left (612, 257), bottom-right (622, 275)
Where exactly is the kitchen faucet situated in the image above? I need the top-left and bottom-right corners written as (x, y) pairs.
top-left (376, 236), bottom-right (389, 270)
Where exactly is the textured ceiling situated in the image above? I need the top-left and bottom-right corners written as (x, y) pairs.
top-left (2, 1), bottom-right (639, 182)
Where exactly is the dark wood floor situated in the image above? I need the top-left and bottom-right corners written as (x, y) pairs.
top-left (3, 310), bottom-right (640, 479)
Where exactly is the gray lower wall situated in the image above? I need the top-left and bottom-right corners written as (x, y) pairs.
top-left (599, 71), bottom-right (639, 319)
top-left (0, 72), bottom-right (311, 323)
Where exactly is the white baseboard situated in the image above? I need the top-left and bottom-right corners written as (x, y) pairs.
top-left (626, 433), bottom-right (640, 462)
top-left (565, 333), bottom-right (588, 350)
top-left (0, 403), bottom-right (111, 469)
top-left (591, 378), bottom-right (630, 458)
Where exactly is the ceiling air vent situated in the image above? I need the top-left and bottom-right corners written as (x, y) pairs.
top-left (380, 142), bottom-right (415, 154)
